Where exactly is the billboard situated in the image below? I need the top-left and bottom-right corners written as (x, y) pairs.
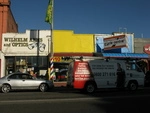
top-left (104, 35), bottom-right (127, 50)
top-left (95, 33), bottom-right (134, 53)
top-left (2, 30), bottom-right (50, 56)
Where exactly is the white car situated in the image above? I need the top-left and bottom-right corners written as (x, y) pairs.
top-left (0, 72), bottom-right (54, 93)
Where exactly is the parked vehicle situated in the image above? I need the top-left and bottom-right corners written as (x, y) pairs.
top-left (67, 57), bottom-right (145, 93)
top-left (0, 72), bottom-right (54, 93)
top-left (58, 69), bottom-right (68, 81)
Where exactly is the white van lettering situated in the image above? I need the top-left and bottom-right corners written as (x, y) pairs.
top-left (75, 78), bottom-right (90, 81)
top-left (93, 72), bottom-right (115, 76)
top-left (91, 64), bottom-right (114, 69)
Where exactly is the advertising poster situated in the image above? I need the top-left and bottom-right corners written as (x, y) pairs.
top-left (95, 33), bottom-right (134, 53)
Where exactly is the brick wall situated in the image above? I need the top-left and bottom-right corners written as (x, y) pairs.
top-left (0, 0), bottom-right (18, 50)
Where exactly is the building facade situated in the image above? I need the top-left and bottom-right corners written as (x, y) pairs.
top-left (134, 38), bottom-right (150, 54)
top-left (95, 32), bottom-right (134, 53)
top-left (1, 30), bottom-right (50, 77)
top-left (1, 30), bottom-right (95, 78)
top-left (0, 0), bottom-right (18, 50)
top-left (53, 30), bottom-right (94, 53)
top-left (0, 0), bottom-right (18, 77)
top-left (0, 0), bottom-right (150, 81)
top-left (1, 29), bottom-right (150, 79)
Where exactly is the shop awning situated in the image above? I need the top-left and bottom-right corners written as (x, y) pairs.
top-left (53, 52), bottom-right (93, 57)
top-left (102, 53), bottom-right (150, 59)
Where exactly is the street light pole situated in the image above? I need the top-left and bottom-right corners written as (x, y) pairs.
top-left (47, 35), bottom-right (50, 67)
top-left (37, 30), bottom-right (39, 76)
top-left (49, 0), bottom-right (54, 80)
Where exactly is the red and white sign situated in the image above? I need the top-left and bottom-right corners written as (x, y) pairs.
top-left (73, 61), bottom-right (91, 88)
top-left (74, 62), bottom-right (90, 76)
top-left (103, 35), bottom-right (127, 50)
top-left (144, 44), bottom-right (150, 54)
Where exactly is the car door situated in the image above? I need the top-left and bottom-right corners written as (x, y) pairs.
top-left (7, 74), bottom-right (23, 89)
top-left (20, 74), bottom-right (41, 89)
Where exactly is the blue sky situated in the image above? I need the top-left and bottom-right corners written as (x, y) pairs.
top-left (11, 0), bottom-right (150, 38)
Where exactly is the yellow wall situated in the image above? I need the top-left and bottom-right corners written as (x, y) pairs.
top-left (53, 30), bottom-right (94, 53)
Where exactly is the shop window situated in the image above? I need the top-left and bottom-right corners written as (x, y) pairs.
top-left (6, 57), bottom-right (15, 74)
top-left (27, 56), bottom-right (47, 67)
top-left (5, 56), bottom-right (48, 75)
top-left (43, 57), bottom-right (47, 67)
top-left (27, 57), bottom-right (32, 66)
top-left (39, 57), bottom-right (42, 66)
top-left (33, 57), bottom-right (37, 66)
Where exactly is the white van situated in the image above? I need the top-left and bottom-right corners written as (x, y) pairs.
top-left (67, 58), bottom-right (145, 93)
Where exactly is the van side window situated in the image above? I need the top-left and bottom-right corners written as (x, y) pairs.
top-left (126, 62), bottom-right (136, 70)
top-left (126, 63), bottom-right (131, 70)
top-left (126, 62), bottom-right (141, 71)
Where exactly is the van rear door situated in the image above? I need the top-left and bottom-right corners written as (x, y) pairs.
top-left (73, 61), bottom-right (91, 89)
top-left (67, 62), bottom-right (74, 87)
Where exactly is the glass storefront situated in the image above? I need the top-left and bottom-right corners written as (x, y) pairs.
top-left (5, 56), bottom-right (70, 81)
top-left (6, 56), bottom-right (48, 76)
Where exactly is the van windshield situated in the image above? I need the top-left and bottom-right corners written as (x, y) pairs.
top-left (126, 62), bottom-right (142, 72)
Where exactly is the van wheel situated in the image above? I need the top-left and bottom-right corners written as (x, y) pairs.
top-left (85, 83), bottom-right (96, 93)
top-left (128, 81), bottom-right (138, 91)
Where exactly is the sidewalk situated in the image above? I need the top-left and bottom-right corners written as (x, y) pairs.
top-left (53, 81), bottom-right (67, 87)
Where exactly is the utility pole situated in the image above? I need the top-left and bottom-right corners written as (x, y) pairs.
top-left (37, 30), bottom-right (39, 76)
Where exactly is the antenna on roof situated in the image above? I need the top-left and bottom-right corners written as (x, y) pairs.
top-left (141, 33), bottom-right (143, 38)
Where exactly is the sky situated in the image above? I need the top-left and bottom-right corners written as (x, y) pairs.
top-left (10, 0), bottom-right (150, 38)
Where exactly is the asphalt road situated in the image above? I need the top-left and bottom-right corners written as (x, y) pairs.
top-left (0, 87), bottom-right (150, 113)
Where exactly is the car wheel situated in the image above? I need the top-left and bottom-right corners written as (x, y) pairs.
top-left (39, 84), bottom-right (49, 92)
top-left (85, 83), bottom-right (96, 94)
top-left (1, 84), bottom-right (11, 93)
top-left (128, 81), bottom-right (138, 91)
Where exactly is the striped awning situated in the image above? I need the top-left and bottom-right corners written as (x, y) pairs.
top-left (102, 53), bottom-right (150, 59)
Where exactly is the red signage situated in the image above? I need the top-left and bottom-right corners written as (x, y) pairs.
top-left (144, 44), bottom-right (150, 54)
